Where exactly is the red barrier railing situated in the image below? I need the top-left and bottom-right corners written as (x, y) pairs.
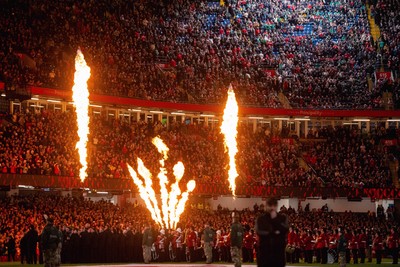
top-left (1, 174), bottom-right (399, 199)
top-left (2, 82), bottom-right (400, 117)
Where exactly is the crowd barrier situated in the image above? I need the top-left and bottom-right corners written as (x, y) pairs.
top-left (1, 174), bottom-right (399, 199)
top-left (2, 82), bottom-right (400, 117)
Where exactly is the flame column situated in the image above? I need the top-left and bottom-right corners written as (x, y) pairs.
top-left (220, 85), bottom-right (239, 196)
top-left (72, 49), bottom-right (91, 182)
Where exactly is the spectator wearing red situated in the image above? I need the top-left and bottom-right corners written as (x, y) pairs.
top-left (185, 226), bottom-right (197, 262)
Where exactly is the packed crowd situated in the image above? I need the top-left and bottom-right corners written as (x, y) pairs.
top-left (303, 126), bottom-right (394, 188)
top-left (1, 109), bottom-right (398, 188)
top-left (0, 110), bottom-right (312, 187)
top-left (0, 194), bottom-right (399, 264)
top-left (1, 0), bottom-right (397, 108)
top-left (372, 0), bottom-right (400, 76)
top-left (371, 0), bottom-right (400, 108)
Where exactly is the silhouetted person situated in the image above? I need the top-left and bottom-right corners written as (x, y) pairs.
top-left (6, 235), bottom-right (16, 262)
top-left (20, 233), bottom-right (28, 264)
top-left (26, 225), bottom-right (38, 264)
top-left (256, 198), bottom-right (289, 267)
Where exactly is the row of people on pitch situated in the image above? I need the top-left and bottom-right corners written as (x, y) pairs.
top-left (143, 224), bottom-right (235, 263)
top-left (148, 219), bottom-right (397, 265)
top-left (27, 221), bottom-right (400, 265)
top-left (1, 194), bottom-right (399, 264)
top-left (285, 227), bottom-right (399, 264)
top-left (143, 212), bottom-right (246, 266)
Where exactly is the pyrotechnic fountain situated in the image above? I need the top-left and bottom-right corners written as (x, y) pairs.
top-left (220, 85), bottom-right (239, 196)
top-left (127, 137), bottom-right (196, 229)
top-left (72, 49), bottom-right (91, 182)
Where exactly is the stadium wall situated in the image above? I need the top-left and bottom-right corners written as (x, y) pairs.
top-left (3, 82), bottom-right (400, 117)
top-left (4, 188), bottom-right (394, 214)
top-left (207, 196), bottom-right (384, 212)
top-left (125, 195), bottom-right (394, 213)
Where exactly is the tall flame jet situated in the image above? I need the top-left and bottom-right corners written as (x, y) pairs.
top-left (220, 85), bottom-right (239, 196)
top-left (72, 49), bottom-right (91, 182)
top-left (127, 137), bottom-right (196, 229)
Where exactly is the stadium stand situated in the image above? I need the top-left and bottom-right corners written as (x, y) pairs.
top-left (1, 109), bottom-right (398, 189)
top-left (1, 0), bottom-right (400, 264)
top-left (0, 0), bottom-right (398, 108)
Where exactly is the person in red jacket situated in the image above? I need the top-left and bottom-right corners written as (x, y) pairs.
top-left (372, 231), bottom-right (384, 264)
top-left (293, 229), bottom-right (301, 263)
top-left (155, 229), bottom-right (167, 262)
top-left (286, 226), bottom-right (296, 263)
top-left (358, 229), bottom-right (367, 264)
top-left (320, 228), bottom-right (329, 264)
top-left (303, 230), bottom-right (314, 264)
top-left (243, 229), bottom-right (255, 262)
top-left (185, 226), bottom-right (197, 262)
top-left (315, 230), bottom-right (325, 263)
top-left (344, 229), bottom-right (353, 264)
top-left (387, 227), bottom-right (399, 264)
top-left (223, 230), bottom-right (231, 263)
top-left (349, 230), bottom-right (359, 264)
top-left (214, 230), bottom-right (225, 262)
top-left (329, 229), bottom-right (339, 263)
top-left (171, 228), bottom-right (184, 262)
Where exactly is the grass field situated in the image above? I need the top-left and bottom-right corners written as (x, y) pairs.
top-left (0, 259), bottom-right (396, 267)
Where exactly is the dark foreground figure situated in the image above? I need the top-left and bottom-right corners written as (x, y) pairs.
top-left (256, 198), bottom-right (289, 267)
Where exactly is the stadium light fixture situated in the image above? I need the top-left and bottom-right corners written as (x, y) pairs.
top-left (273, 117), bottom-right (290, 120)
top-left (294, 118), bottom-right (311, 121)
top-left (200, 114), bottom-right (215, 117)
top-left (171, 112), bottom-right (186, 115)
top-left (343, 122), bottom-right (358, 125)
top-left (97, 191), bottom-right (109, 195)
top-left (1, 93), bottom-right (5, 97)
top-left (353, 119), bottom-right (370, 122)
top-left (150, 110), bottom-right (163, 114)
top-left (18, 185), bottom-right (34, 189)
top-left (248, 116), bottom-right (264, 120)
top-left (31, 97), bottom-right (39, 100)
top-left (387, 119), bottom-right (400, 122)
top-left (47, 99), bottom-right (61, 103)
top-left (128, 109), bottom-right (141, 112)
top-left (30, 104), bottom-right (45, 108)
top-left (89, 104), bottom-right (102, 108)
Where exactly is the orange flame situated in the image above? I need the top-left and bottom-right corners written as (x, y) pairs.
top-left (152, 137), bottom-right (171, 228)
top-left (72, 49), bottom-right (91, 182)
top-left (127, 160), bottom-right (163, 225)
top-left (220, 85), bottom-right (239, 196)
top-left (128, 137), bottom-right (196, 229)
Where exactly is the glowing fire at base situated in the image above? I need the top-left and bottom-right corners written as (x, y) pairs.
top-left (72, 49), bottom-right (91, 182)
top-left (220, 85), bottom-right (239, 196)
top-left (127, 137), bottom-right (196, 229)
